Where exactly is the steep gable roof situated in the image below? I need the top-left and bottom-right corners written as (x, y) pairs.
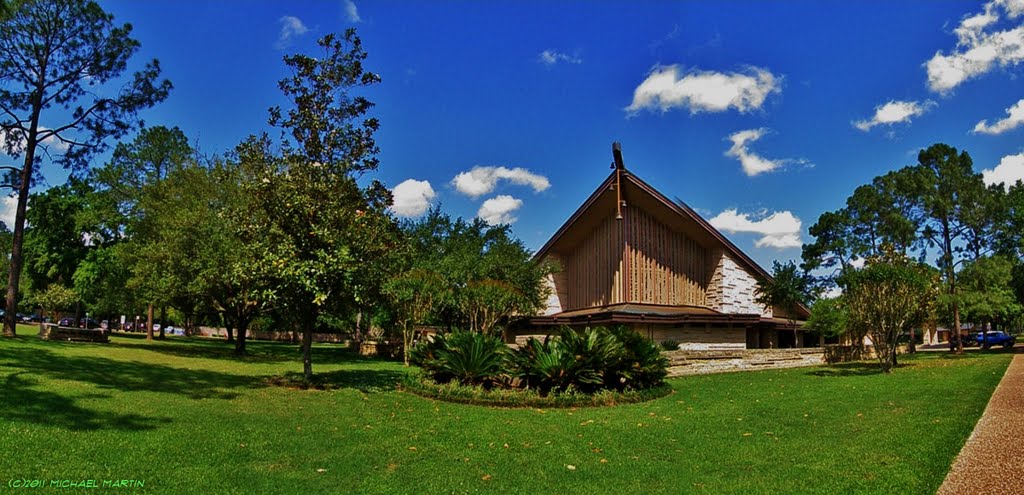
top-left (533, 152), bottom-right (809, 320)
top-left (535, 168), bottom-right (772, 281)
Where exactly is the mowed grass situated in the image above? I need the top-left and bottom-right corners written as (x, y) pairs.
top-left (0, 325), bottom-right (1012, 495)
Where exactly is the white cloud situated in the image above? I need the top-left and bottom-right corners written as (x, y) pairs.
top-left (275, 16), bottom-right (309, 49)
top-left (344, 0), bottom-right (361, 23)
top-left (625, 65), bottom-right (781, 115)
top-left (1, 127), bottom-right (70, 155)
top-left (853, 100), bottom-right (935, 132)
top-left (708, 208), bottom-right (803, 249)
top-left (982, 152), bottom-right (1024, 188)
top-left (724, 128), bottom-right (806, 177)
top-left (973, 98), bottom-right (1024, 134)
top-left (0, 195), bottom-right (15, 229)
top-left (390, 179), bottom-right (436, 218)
top-left (451, 166), bottom-right (550, 198)
top-left (925, 0), bottom-right (1024, 94)
top-left (477, 195), bottom-right (523, 225)
top-left (726, 129), bottom-right (779, 176)
top-left (538, 49), bottom-right (582, 66)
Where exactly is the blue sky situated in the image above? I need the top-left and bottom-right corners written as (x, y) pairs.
top-left (16, 0), bottom-right (1024, 270)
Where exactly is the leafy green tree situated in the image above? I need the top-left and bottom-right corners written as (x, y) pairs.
top-left (22, 180), bottom-right (93, 293)
top-left (384, 268), bottom-right (442, 365)
top-left (996, 182), bottom-right (1024, 259)
top-left (755, 260), bottom-right (814, 327)
top-left (95, 125), bottom-right (194, 340)
top-left (32, 283), bottom-right (77, 326)
top-left (909, 144), bottom-right (991, 353)
top-left (802, 169), bottom-right (918, 278)
top-left (397, 208), bottom-right (551, 335)
top-left (72, 243), bottom-right (134, 323)
top-left (957, 256), bottom-right (1021, 334)
top-left (841, 249), bottom-right (936, 373)
top-left (0, 0), bottom-right (171, 336)
top-left (210, 154), bottom-right (285, 355)
top-left (247, 29), bottom-right (388, 381)
top-left (806, 296), bottom-right (849, 342)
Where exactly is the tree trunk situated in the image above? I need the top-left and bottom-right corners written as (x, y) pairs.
top-left (146, 303), bottom-right (154, 341)
top-left (354, 308), bottom-right (363, 345)
top-left (302, 312), bottom-right (314, 382)
top-left (3, 100), bottom-right (42, 338)
top-left (953, 302), bottom-right (963, 355)
top-left (908, 327), bottom-right (917, 353)
top-left (158, 306), bottom-right (166, 339)
top-left (234, 315), bottom-right (248, 356)
top-left (224, 314), bottom-right (234, 343)
top-left (403, 321), bottom-right (411, 366)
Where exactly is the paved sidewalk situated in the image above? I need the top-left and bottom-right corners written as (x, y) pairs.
top-left (938, 352), bottom-right (1024, 495)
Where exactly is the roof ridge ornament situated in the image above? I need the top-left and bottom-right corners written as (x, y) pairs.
top-left (613, 141), bottom-right (625, 220)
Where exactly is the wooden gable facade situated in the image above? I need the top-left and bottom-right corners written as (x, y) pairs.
top-left (520, 145), bottom-right (811, 350)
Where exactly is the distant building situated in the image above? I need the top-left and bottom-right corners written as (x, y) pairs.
top-left (514, 145), bottom-right (810, 349)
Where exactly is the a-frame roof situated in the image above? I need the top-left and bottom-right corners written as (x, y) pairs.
top-left (535, 167), bottom-right (773, 281)
top-left (534, 158), bottom-right (810, 320)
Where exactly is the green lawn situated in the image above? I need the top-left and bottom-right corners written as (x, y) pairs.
top-left (0, 325), bottom-right (1012, 494)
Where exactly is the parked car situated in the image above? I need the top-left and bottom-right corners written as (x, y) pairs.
top-left (976, 331), bottom-right (1015, 349)
top-left (58, 317), bottom-right (75, 327)
top-left (77, 318), bottom-right (100, 329)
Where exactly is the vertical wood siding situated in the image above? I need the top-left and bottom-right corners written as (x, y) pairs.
top-left (625, 206), bottom-right (707, 306)
top-left (564, 216), bottom-right (624, 309)
top-left (561, 207), bottom-right (709, 310)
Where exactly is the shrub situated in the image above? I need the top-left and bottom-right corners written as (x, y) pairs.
top-left (411, 325), bottom-right (669, 403)
top-left (659, 339), bottom-right (680, 351)
top-left (409, 330), bottom-right (508, 387)
top-left (606, 326), bottom-right (670, 391)
top-left (512, 331), bottom-right (609, 394)
top-left (402, 371), bottom-right (673, 408)
top-left (512, 326), bottom-right (666, 394)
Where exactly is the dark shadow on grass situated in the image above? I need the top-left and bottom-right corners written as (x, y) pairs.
top-left (0, 345), bottom-right (262, 401)
top-left (265, 368), bottom-right (408, 393)
top-left (110, 333), bottom-right (388, 366)
top-left (113, 336), bottom-right (296, 364)
top-left (806, 361), bottom-right (918, 377)
top-left (2, 372), bottom-right (172, 431)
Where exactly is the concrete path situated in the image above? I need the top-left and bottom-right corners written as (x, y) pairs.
top-left (937, 352), bottom-right (1024, 495)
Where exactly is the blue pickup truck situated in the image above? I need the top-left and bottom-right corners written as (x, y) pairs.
top-left (976, 331), bottom-right (1016, 349)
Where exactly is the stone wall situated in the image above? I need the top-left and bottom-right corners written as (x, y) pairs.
top-left (665, 348), bottom-right (823, 377)
top-left (707, 250), bottom-right (771, 317)
top-left (639, 324), bottom-right (746, 350)
top-left (541, 253), bottom-right (568, 315)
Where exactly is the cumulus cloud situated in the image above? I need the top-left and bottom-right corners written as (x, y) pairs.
top-left (625, 65), bottom-right (781, 115)
top-left (390, 179), bottom-right (436, 218)
top-left (0, 195), bottom-right (15, 229)
top-left (708, 208), bottom-right (803, 249)
top-left (538, 49), bottom-right (582, 66)
top-left (1, 127), bottom-right (70, 155)
top-left (925, 0), bottom-right (1024, 94)
top-left (275, 16), bottom-right (309, 49)
top-left (725, 128), bottom-right (806, 177)
top-left (451, 166), bottom-right (550, 198)
top-left (973, 98), bottom-right (1024, 134)
top-left (982, 152), bottom-right (1024, 188)
top-left (343, 0), bottom-right (361, 23)
top-left (477, 195), bottom-right (523, 225)
top-left (853, 100), bottom-right (935, 131)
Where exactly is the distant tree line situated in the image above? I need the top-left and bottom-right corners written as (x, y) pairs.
top-left (792, 143), bottom-right (1024, 371)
